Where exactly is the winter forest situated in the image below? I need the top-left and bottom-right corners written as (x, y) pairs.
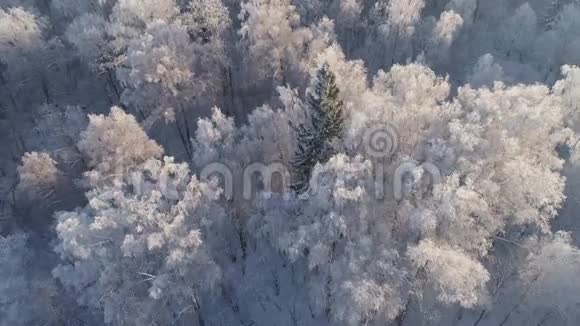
top-left (4, 0), bottom-right (580, 325)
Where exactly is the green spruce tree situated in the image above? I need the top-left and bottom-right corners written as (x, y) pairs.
top-left (292, 63), bottom-right (345, 193)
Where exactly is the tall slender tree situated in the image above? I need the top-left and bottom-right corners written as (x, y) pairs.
top-left (292, 63), bottom-right (345, 192)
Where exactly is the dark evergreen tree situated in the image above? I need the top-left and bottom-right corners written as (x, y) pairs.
top-left (292, 63), bottom-right (345, 193)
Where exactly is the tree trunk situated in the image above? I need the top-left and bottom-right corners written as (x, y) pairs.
top-left (106, 68), bottom-right (121, 101)
top-left (179, 107), bottom-right (192, 159)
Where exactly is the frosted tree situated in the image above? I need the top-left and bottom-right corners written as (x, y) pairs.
top-left (16, 152), bottom-right (60, 200)
top-left (14, 105), bottom-right (89, 226)
top-left (408, 239), bottom-right (490, 308)
top-left (183, 0), bottom-right (234, 110)
top-left (309, 44), bottom-right (368, 114)
top-left (292, 63), bottom-right (345, 192)
top-left (384, 0), bottom-right (426, 41)
top-left (0, 7), bottom-right (44, 57)
top-left (238, 0), bottom-right (312, 85)
top-left (117, 21), bottom-right (196, 122)
top-left (77, 106), bottom-right (163, 179)
top-left (368, 0), bottom-right (426, 67)
top-left (118, 19), bottom-right (228, 152)
top-left (467, 53), bottom-right (506, 87)
top-left (117, 5), bottom-right (229, 105)
top-left (108, 0), bottom-right (179, 57)
top-left (181, 0), bottom-right (231, 42)
top-left (306, 18), bottom-right (338, 64)
top-left (191, 107), bottom-right (238, 169)
top-left (65, 0), bottom-right (187, 102)
top-left (90, 0), bottom-right (232, 154)
top-left (445, 0), bottom-right (477, 25)
top-left (65, 11), bottom-right (123, 100)
top-left (0, 6), bottom-right (49, 107)
top-left (553, 65), bottom-right (580, 134)
top-left (514, 232), bottom-right (580, 325)
top-left (27, 104), bottom-right (87, 166)
top-left (424, 10), bottom-right (463, 66)
top-left (536, 3), bottom-right (580, 82)
top-left (66, 13), bottom-right (110, 70)
top-left (53, 156), bottom-right (226, 325)
top-left (0, 233), bottom-right (64, 325)
top-left (500, 3), bottom-right (537, 62)
top-left (13, 152), bottom-right (64, 229)
top-left (332, 0), bottom-right (364, 57)
top-left (238, 86), bottom-right (307, 164)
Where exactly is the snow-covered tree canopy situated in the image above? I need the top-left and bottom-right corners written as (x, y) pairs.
top-left (2, 0), bottom-right (580, 325)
